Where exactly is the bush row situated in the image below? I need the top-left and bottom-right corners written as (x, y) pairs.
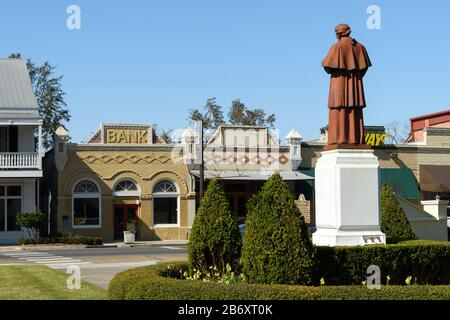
top-left (315, 240), bottom-right (450, 285)
top-left (108, 262), bottom-right (450, 300)
top-left (20, 234), bottom-right (102, 246)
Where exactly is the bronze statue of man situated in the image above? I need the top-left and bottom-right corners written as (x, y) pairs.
top-left (322, 23), bottom-right (372, 148)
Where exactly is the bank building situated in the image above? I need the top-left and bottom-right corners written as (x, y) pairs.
top-left (42, 123), bottom-right (195, 242)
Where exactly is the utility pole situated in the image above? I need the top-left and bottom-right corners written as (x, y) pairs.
top-left (199, 120), bottom-right (205, 200)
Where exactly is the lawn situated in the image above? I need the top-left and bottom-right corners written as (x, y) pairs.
top-left (0, 265), bottom-right (107, 300)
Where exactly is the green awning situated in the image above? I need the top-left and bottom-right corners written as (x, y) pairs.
top-left (379, 168), bottom-right (420, 200)
top-left (298, 168), bottom-right (315, 188)
top-left (300, 167), bottom-right (420, 200)
top-left (298, 168), bottom-right (315, 178)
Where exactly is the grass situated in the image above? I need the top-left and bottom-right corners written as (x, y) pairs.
top-left (0, 265), bottom-right (107, 300)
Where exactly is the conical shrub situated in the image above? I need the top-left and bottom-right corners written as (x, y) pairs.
top-left (188, 179), bottom-right (241, 276)
top-left (381, 184), bottom-right (417, 244)
top-left (241, 173), bottom-right (316, 285)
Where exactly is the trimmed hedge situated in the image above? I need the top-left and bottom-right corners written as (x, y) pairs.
top-left (316, 241), bottom-right (450, 285)
top-left (188, 179), bottom-right (241, 276)
top-left (108, 262), bottom-right (450, 300)
top-left (380, 184), bottom-right (417, 243)
top-left (20, 234), bottom-right (102, 246)
top-left (241, 173), bottom-right (315, 285)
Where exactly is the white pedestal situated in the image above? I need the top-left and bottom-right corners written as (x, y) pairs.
top-left (312, 149), bottom-right (386, 247)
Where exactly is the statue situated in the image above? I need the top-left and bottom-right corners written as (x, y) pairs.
top-left (322, 23), bottom-right (372, 148)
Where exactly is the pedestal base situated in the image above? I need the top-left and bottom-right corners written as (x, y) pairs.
top-left (312, 228), bottom-right (386, 247)
top-left (312, 149), bottom-right (386, 247)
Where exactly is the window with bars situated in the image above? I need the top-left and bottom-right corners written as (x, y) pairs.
top-left (73, 180), bottom-right (101, 227)
top-left (153, 180), bottom-right (178, 225)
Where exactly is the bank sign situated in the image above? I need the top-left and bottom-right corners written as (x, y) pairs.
top-left (103, 125), bottom-right (150, 144)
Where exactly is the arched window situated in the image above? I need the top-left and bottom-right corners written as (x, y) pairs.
top-left (72, 179), bottom-right (101, 228)
top-left (114, 180), bottom-right (139, 196)
top-left (153, 180), bottom-right (177, 193)
top-left (153, 180), bottom-right (179, 226)
top-left (74, 180), bottom-right (99, 193)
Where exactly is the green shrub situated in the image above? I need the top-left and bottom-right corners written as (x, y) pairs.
top-left (315, 241), bottom-right (450, 285)
top-left (16, 211), bottom-right (46, 241)
top-left (380, 184), bottom-right (417, 243)
top-left (107, 262), bottom-right (450, 300)
top-left (19, 234), bottom-right (102, 246)
top-left (188, 179), bottom-right (241, 277)
top-left (241, 173), bottom-right (315, 285)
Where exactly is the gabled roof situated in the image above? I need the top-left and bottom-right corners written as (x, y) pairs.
top-left (0, 59), bottom-right (40, 123)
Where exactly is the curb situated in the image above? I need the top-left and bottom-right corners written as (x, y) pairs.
top-left (107, 241), bottom-right (189, 248)
top-left (0, 241), bottom-right (188, 251)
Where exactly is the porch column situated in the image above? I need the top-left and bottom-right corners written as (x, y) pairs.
top-left (38, 124), bottom-right (43, 169)
top-left (38, 124), bottom-right (43, 154)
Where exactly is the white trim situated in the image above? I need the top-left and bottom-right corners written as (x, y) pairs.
top-left (0, 170), bottom-right (42, 178)
top-left (0, 120), bottom-right (43, 126)
top-left (72, 178), bottom-right (102, 229)
top-left (152, 179), bottom-right (180, 228)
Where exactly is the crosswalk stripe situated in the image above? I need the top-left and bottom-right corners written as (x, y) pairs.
top-left (46, 262), bottom-right (91, 267)
top-left (3, 251), bottom-right (90, 269)
top-left (3, 253), bottom-right (50, 257)
top-left (159, 246), bottom-right (184, 250)
top-left (36, 260), bottom-right (83, 264)
top-left (22, 257), bottom-right (72, 261)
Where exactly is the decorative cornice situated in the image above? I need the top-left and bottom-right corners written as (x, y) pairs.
top-left (79, 153), bottom-right (171, 165)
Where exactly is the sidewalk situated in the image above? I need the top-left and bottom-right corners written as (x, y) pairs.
top-left (0, 240), bottom-right (189, 252)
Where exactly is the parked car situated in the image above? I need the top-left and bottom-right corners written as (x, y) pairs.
top-left (236, 217), bottom-right (246, 239)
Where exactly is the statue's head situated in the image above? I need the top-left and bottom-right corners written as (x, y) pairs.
top-left (335, 24), bottom-right (352, 39)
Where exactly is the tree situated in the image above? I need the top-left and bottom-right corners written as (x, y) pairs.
top-left (241, 173), bottom-right (316, 285)
top-left (380, 184), bottom-right (417, 243)
top-left (189, 97), bottom-right (225, 130)
top-left (385, 120), bottom-right (410, 144)
top-left (9, 53), bottom-right (70, 149)
top-left (228, 99), bottom-right (276, 128)
top-left (159, 129), bottom-right (174, 144)
top-left (188, 180), bottom-right (241, 277)
top-left (189, 97), bottom-right (276, 130)
top-left (16, 211), bottom-right (46, 241)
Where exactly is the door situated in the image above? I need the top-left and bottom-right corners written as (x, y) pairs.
top-left (114, 205), bottom-right (139, 241)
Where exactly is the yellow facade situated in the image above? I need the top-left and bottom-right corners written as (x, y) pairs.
top-left (52, 124), bottom-right (194, 242)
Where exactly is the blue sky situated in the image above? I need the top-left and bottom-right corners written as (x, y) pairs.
top-left (1, 1), bottom-right (449, 142)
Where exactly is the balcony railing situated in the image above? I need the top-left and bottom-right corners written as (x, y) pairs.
top-left (0, 153), bottom-right (41, 170)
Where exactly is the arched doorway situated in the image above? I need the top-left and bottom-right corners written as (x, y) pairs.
top-left (113, 179), bottom-right (140, 241)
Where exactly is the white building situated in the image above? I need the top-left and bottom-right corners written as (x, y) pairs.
top-left (0, 59), bottom-right (43, 244)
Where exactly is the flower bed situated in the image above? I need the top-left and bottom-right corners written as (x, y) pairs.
top-left (108, 262), bottom-right (450, 300)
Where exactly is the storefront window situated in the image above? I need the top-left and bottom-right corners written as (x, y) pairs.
top-left (0, 185), bottom-right (22, 232)
top-left (73, 180), bottom-right (101, 227)
top-left (153, 180), bottom-right (178, 226)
